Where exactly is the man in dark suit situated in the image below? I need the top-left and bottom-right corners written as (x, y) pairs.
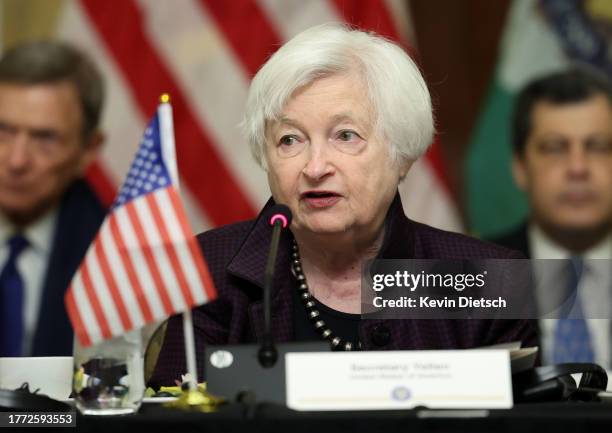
top-left (490, 69), bottom-right (612, 366)
top-left (0, 41), bottom-right (107, 356)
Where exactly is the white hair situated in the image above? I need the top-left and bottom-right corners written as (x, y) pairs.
top-left (243, 23), bottom-right (434, 170)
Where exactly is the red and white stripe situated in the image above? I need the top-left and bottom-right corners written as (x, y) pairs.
top-left (55, 0), bottom-right (462, 235)
top-left (66, 185), bottom-right (216, 346)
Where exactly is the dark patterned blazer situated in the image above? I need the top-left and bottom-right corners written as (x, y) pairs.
top-left (31, 179), bottom-right (106, 356)
top-left (149, 194), bottom-right (537, 387)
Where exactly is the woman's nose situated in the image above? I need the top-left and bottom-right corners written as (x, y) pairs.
top-left (302, 141), bottom-right (334, 180)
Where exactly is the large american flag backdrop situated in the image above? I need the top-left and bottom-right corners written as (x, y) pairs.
top-left (52, 0), bottom-right (461, 234)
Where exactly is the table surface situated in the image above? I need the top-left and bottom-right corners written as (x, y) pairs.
top-left (58, 401), bottom-right (612, 433)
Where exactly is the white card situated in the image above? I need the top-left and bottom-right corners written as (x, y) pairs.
top-left (285, 350), bottom-right (512, 411)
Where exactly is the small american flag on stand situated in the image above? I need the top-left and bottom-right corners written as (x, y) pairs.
top-left (65, 97), bottom-right (217, 347)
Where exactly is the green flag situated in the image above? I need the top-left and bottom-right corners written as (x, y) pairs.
top-left (466, 0), bottom-right (569, 238)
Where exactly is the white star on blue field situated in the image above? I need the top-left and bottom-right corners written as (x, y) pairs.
top-left (114, 114), bottom-right (171, 209)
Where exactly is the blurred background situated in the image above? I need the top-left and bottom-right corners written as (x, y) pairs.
top-left (1, 0), bottom-right (607, 238)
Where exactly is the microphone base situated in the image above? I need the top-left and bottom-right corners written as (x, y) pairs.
top-left (258, 344), bottom-right (279, 368)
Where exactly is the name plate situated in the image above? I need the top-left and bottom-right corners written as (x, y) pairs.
top-left (285, 350), bottom-right (512, 411)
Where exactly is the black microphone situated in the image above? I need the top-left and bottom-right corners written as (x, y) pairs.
top-left (258, 204), bottom-right (292, 368)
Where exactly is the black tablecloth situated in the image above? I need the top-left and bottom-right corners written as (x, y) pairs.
top-left (55, 401), bottom-right (612, 433)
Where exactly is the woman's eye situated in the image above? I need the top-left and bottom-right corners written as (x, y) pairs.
top-left (337, 130), bottom-right (360, 142)
top-left (275, 134), bottom-right (305, 157)
top-left (279, 135), bottom-right (298, 146)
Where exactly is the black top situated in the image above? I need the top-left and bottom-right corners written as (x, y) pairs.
top-left (291, 277), bottom-right (361, 347)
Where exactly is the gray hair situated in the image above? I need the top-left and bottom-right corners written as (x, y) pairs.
top-left (0, 40), bottom-right (105, 140)
top-left (243, 23), bottom-right (434, 170)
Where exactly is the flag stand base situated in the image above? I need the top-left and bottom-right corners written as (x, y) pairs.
top-left (164, 388), bottom-right (224, 412)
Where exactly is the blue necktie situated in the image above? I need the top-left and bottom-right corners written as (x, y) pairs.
top-left (0, 234), bottom-right (29, 357)
top-left (552, 257), bottom-right (595, 364)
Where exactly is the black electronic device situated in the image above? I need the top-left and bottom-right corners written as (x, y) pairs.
top-left (513, 363), bottom-right (607, 402)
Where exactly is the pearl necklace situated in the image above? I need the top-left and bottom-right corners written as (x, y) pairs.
top-left (290, 240), bottom-right (362, 351)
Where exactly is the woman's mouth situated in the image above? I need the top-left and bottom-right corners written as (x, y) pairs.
top-left (301, 191), bottom-right (342, 208)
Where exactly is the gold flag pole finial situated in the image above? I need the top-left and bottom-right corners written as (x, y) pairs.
top-left (160, 93), bottom-right (171, 104)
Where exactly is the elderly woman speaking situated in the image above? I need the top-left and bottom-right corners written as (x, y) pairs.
top-left (150, 24), bottom-right (535, 386)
